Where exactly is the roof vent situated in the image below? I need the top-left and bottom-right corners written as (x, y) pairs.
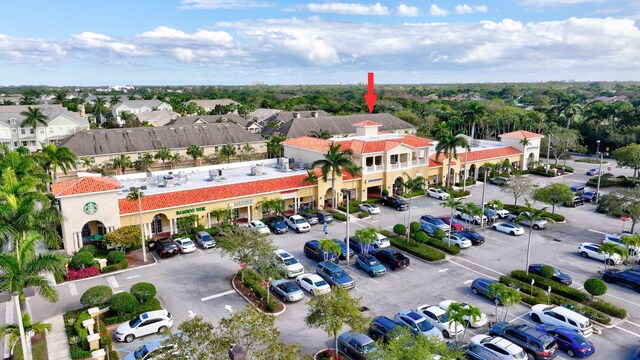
top-left (250, 164), bottom-right (264, 176)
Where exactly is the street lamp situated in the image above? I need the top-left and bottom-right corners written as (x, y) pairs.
top-left (480, 166), bottom-right (489, 228)
top-left (545, 134), bottom-right (552, 174)
top-left (129, 186), bottom-right (148, 263)
top-left (341, 188), bottom-right (351, 265)
top-left (595, 141), bottom-right (605, 205)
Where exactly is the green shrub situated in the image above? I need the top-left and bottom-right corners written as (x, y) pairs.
top-left (78, 245), bottom-right (97, 256)
top-left (108, 350), bottom-right (119, 360)
top-left (382, 189), bottom-right (389, 197)
top-left (70, 345), bottom-right (92, 359)
top-left (529, 167), bottom-right (556, 177)
top-left (591, 299), bottom-right (627, 318)
top-left (575, 158), bottom-right (608, 164)
top-left (432, 185), bottom-right (472, 198)
top-left (73, 311), bottom-right (91, 348)
top-left (131, 282), bottom-right (157, 303)
top-left (406, 189), bottom-right (425, 197)
top-left (267, 301), bottom-right (279, 312)
top-left (80, 286), bottom-right (113, 308)
top-left (393, 224), bottom-right (407, 236)
top-left (357, 211), bottom-right (369, 219)
top-left (101, 265), bottom-right (117, 273)
top-left (102, 298), bottom-right (162, 326)
top-left (108, 292), bottom-right (139, 315)
top-left (550, 164), bottom-right (574, 173)
top-left (499, 276), bottom-right (546, 298)
top-left (503, 205), bottom-right (565, 222)
top-left (70, 251), bottom-right (95, 270)
top-left (388, 235), bottom-right (446, 262)
top-left (330, 211), bottom-right (347, 222)
top-left (413, 231), bottom-right (429, 243)
top-left (409, 221), bottom-right (421, 234)
top-left (539, 265), bottom-right (555, 279)
top-left (119, 259), bottom-right (128, 269)
top-left (433, 228), bottom-right (447, 240)
top-left (415, 232), bottom-right (460, 255)
top-left (584, 278), bottom-right (608, 298)
top-left (511, 270), bottom-right (588, 302)
top-left (54, 271), bottom-right (65, 284)
top-left (107, 250), bottom-right (126, 265)
top-left (455, 179), bottom-right (477, 187)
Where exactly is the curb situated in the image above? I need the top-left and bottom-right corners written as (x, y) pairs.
top-left (56, 253), bottom-right (158, 286)
top-left (231, 275), bottom-right (286, 317)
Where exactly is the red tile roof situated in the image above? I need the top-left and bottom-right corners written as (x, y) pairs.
top-left (51, 177), bottom-right (122, 197)
top-left (499, 130), bottom-right (544, 139)
top-left (430, 146), bottom-right (522, 163)
top-left (284, 135), bottom-right (431, 154)
top-left (352, 121), bottom-right (381, 127)
top-left (282, 137), bottom-right (332, 152)
top-left (118, 174), bottom-right (313, 215)
top-left (311, 167), bottom-right (361, 180)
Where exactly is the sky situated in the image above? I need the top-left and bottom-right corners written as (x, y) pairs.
top-left (1, 0), bottom-right (639, 86)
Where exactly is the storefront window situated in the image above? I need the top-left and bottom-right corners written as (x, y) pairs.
top-left (151, 214), bottom-right (163, 234)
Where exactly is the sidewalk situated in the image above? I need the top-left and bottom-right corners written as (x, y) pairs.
top-left (46, 315), bottom-right (71, 360)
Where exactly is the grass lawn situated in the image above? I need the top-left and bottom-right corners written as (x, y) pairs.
top-left (12, 334), bottom-right (48, 360)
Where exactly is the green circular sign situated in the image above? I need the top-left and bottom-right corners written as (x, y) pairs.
top-left (84, 202), bottom-right (98, 215)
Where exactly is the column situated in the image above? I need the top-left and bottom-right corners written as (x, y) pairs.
top-left (294, 198), bottom-right (299, 213)
top-left (74, 232), bottom-right (82, 251)
top-left (207, 213), bottom-right (211, 228)
top-left (169, 219), bottom-right (174, 235)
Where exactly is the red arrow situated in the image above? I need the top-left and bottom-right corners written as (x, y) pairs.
top-left (364, 72), bottom-right (378, 114)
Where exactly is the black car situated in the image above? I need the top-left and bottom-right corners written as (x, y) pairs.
top-left (316, 211), bottom-right (334, 224)
top-left (372, 249), bottom-right (410, 270)
top-left (528, 264), bottom-right (572, 285)
top-left (580, 191), bottom-right (598, 203)
top-left (490, 322), bottom-right (559, 360)
top-left (265, 217), bottom-right (288, 234)
top-left (454, 230), bottom-right (485, 245)
top-left (602, 267), bottom-right (640, 292)
top-left (155, 238), bottom-right (179, 258)
top-left (381, 196), bottom-right (408, 211)
top-left (368, 316), bottom-right (399, 342)
top-left (303, 240), bottom-right (339, 263)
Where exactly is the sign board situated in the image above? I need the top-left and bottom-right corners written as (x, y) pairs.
top-left (176, 206), bottom-right (206, 215)
top-left (282, 192), bottom-right (297, 200)
top-left (84, 202), bottom-right (98, 215)
top-left (228, 199), bottom-right (253, 207)
top-left (621, 216), bottom-right (629, 222)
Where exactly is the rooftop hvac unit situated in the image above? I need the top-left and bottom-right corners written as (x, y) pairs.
top-left (179, 171), bottom-right (185, 181)
top-left (163, 175), bottom-right (174, 188)
top-left (250, 164), bottom-right (264, 176)
top-left (184, 174), bottom-right (191, 183)
top-left (208, 170), bottom-right (217, 180)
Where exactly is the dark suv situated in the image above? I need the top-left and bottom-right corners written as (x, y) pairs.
top-left (490, 322), bottom-right (558, 360)
top-left (381, 196), bottom-right (408, 211)
top-left (303, 240), bottom-right (339, 263)
top-left (368, 316), bottom-right (399, 342)
top-left (155, 238), bottom-right (179, 258)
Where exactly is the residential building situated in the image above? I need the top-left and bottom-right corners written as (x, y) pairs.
top-left (136, 111), bottom-right (180, 126)
top-left (112, 100), bottom-right (173, 125)
top-left (261, 110), bottom-right (330, 128)
top-left (187, 99), bottom-right (239, 112)
top-left (168, 114), bottom-right (262, 133)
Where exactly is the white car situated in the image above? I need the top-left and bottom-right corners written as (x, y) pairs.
top-left (284, 215), bottom-right (311, 233)
top-left (484, 203), bottom-right (510, 219)
top-left (115, 310), bottom-right (173, 343)
top-left (248, 220), bottom-right (271, 234)
top-left (470, 334), bottom-right (527, 360)
top-left (455, 208), bottom-right (488, 225)
top-left (441, 234), bottom-right (472, 249)
top-left (603, 233), bottom-right (637, 254)
top-left (296, 273), bottom-right (331, 296)
top-left (529, 305), bottom-right (593, 337)
top-left (577, 242), bottom-right (622, 266)
top-left (416, 305), bottom-right (464, 338)
top-left (274, 249), bottom-right (304, 278)
top-left (508, 212), bottom-right (548, 230)
top-left (491, 222), bottom-right (524, 236)
top-left (438, 300), bottom-right (488, 328)
top-left (358, 203), bottom-right (380, 214)
top-left (427, 188), bottom-right (450, 200)
top-left (371, 233), bottom-right (390, 249)
top-left (173, 238), bottom-right (196, 254)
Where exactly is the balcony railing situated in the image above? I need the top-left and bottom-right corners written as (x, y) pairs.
top-left (365, 164), bottom-right (385, 173)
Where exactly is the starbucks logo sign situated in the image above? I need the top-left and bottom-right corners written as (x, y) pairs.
top-left (84, 202), bottom-right (98, 215)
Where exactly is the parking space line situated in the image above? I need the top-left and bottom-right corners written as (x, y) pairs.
top-left (68, 282), bottom-right (77, 296)
top-left (201, 290), bottom-right (236, 302)
top-left (450, 257), bottom-right (507, 277)
top-left (387, 272), bottom-right (399, 278)
top-left (614, 325), bottom-right (640, 338)
top-left (106, 276), bottom-right (119, 289)
top-left (449, 260), bottom-right (498, 281)
top-left (406, 267), bottom-right (415, 271)
top-left (587, 229), bottom-right (607, 235)
top-left (557, 258), bottom-right (596, 271)
top-left (370, 278), bottom-right (380, 284)
top-left (197, 249), bottom-right (204, 255)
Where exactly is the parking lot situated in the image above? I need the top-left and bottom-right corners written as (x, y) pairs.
top-left (30, 157), bottom-right (640, 359)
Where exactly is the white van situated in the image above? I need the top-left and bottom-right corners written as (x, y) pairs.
top-left (529, 305), bottom-right (593, 337)
top-left (115, 309), bottom-right (174, 343)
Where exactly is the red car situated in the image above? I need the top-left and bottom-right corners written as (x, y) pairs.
top-left (438, 217), bottom-right (465, 231)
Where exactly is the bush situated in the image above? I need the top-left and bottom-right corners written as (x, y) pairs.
top-left (54, 271), bottom-right (64, 284)
top-left (503, 204), bottom-right (565, 222)
top-left (529, 167), bottom-right (556, 177)
top-left (591, 299), bottom-right (627, 318)
top-left (499, 276), bottom-right (546, 298)
top-left (70, 345), bottom-right (92, 359)
top-left (575, 158), bottom-right (608, 164)
top-left (70, 251), bottom-right (95, 270)
top-left (409, 221), bottom-right (421, 234)
top-left (131, 282), bottom-right (157, 303)
top-left (357, 211), bottom-right (369, 219)
top-left (539, 265), bottom-right (555, 279)
top-left (330, 211), bottom-right (347, 222)
top-left (413, 231), bottom-right (429, 243)
top-left (268, 301), bottom-right (279, 312)
top-left (433, 228), bottom-right (447, 240)
top-left (455, 179), bottom-right (476, 187)
top-left (107, 250), bottom-right (126, 265)
top-left (550, 164), bottom-right (574, 173)
top-left (78, 245), bottom-right (97, 256)
top-left (108, 292), bottom-right (139, 315)
top-left (80, 286), bottom-right (113, 308)
top-left (73, 311), bottom-right (91, 348)
top-left (584, 278), bottom-right (608, 298)
top-left (388, 235), bottom-right (446, 262)
top-left (382, 189), bottom-right (389, 197)
top-left (414, 231), bottom-right (460, 255)
top-left (511, 270), bottom-right (588, 302)
top-left (65, 266), bottom-right (100, 281)
top-left (393, 224), bottom-right (407, 236)
top-left (119, 259), bottom-right (128, 269)
top-left (102, 298), bottom-right (162, 325)
top-left (432, 185), bottom-right (472, 198)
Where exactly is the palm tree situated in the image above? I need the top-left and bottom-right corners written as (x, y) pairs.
top-left (19, 92), bottom-right (36, 105)
top-left (311, 143), bottom-right (355, 209)
top-left (0, 149), bottom-right (50, 187)
top-left (37, 143), bottom-right (77, 182)
top-left (622, 234), bottom-right (640, 264)
top-left (186, 144), bottom-right (205, 166)
top-left (440, 197), bottom-right (463, 246)
top-left (20, 106), bottom-right (49, 130)
top-left (309, 129), bottom-right (332, 139)
top-left (154, 146), bottom-right (172, 170)
top-left (257, 198), bottom-right (275, 216)
top-left (113, 154), bottom-right (132, 175)
top-left (303, 171), bottom-right (319, 186)
top-left (219, 144), bottom-right (236, 163)
top-left (402, 173), bottom-right (425, 239)
top-left (445, 302), bottom-right (466, 342)
top-left (461, 304), bottom-right (482, 340)
top-left (126, 188), bottom-right (145, 257)
top-left (435, 127), bottom-right (470, 188)
top-left (464, 101), bottom-right (486, 139)
top-left (500, 287), bottom-right (522, 322)
top-left (120, 111), bottom-right (139, 127)
top-left (272, 199), bottom-right (285, 216)
top-left (0, 313), bottom-right (51, 357)
top-left (52, 90), bottom-right (67, 105)
top-left (210, 208), bottom-right (231, 225)
top-left (79, 157), bottom-right (94, 169)
top-left (318, 239), bottom-right (341, 261)
top-left (558, 96), bottom-right (584, 129)
top-left (514, 199), bottom-right (553, 274)
top-left (597, 242), bottom-right (625, 270)
top-left (519, 137), bottom-right (531, 147)
top-left (93, 96), bottom-right (107, 126)
top-left (110, 95), bottom-right (122, 107)
top-left (463, 202), bottom-right (483, 228)
top-left (488, 283), bottom-right (507, 320)
top-left (240, 143), bottom-right (255, 161)
top-left (266, 135), bottom-right (287, 158)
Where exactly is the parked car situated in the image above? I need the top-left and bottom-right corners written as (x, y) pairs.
top-left (491, 222), bottom-right (525, 236)
top-left (601, 267), bottom-right (640, 292)
top-left (381, 195), bottom-right (409, 211)
top-left (358, 203), bottom-right (380, 214)
top-left (371, 233), bottom-right (390, 249)
top-left (471, 278), bottom-right (503, 305)
top-left (489, 177), bottom-right (510, 186)
top-left (420, 215), bottom-right (451, 231)
top-left (270, 279), bottom-right (304, 302)
top-left (346, 236), bottom-right (375, 254)
top-left (337, 331), bottom-right (376, 360)
top-left (115, 309), bottom-right (173, 343)
top-left (355, 253), bottom-right (386, 277)
top-left (454, 230), bottom-right (485, 245)
top-left (603, 233), bottom-right (637, 255)
top-left (394, 309), bottom-right (443, 340)
top-left (195, 231), bottom-right (215, 249)
top-left (439, 216), bottom-right (465, 231)
top-left (331, 239), bottom-right (355, 260)
top-left (368, 316), bottom-right (399, 342)
top-left (316, 261), bottom-right (355, 290)
top-left (173, 238), bottom-right (196, 254)
top-left (316, 211), bottom-right (334, 223)
top-left (585, 168), bottom-right (599, 176)
top-left (529, 305), bottom-right (593, 337)
top-left (427, 188), bottom-right (451, 200)
top-left (580, 191), bottom-right (598, 203)
top-left (577, 242), bottom-right (622, 266)
top-left (441, 233), bottom-right (473, 249)
top-left (416, 304), bottom-right (464, 338)
top-left (489, 322), bottom-right (559, 360)
top-left (438, 300), bottom-right (488, 328)
top-left (248, 220), bottom-right (271, 234)
top-left (470, 334), bottom-right (527, 360)
top-left (535, 324), bottom-right (595, 358)
top-left (569, 185), bottom-right (585, 196)
top-left (303, 240), bottom-right (339, 263)
top-left (155, 238), bottom-right (179, 258)
top-left (420, 222), bottom-right (442, 237)
top-left (508, 212), bottom-right (548, 230)
top-left (284, 215), bottom-right (311, 233)
top-left (528, 264), bottom-right (572, 285)
top-left (274, 249), bottom-right (304, 278)
top-left (266, 217), bottom-right (288, 234)
top-left (295, 273), bottom-right (331, 295)
top-left (124, 340), bottom-right (177, 360)
top-left (463, 343), bottom-right (505, 360)
top-left (372, 248), bottom-right (410, 270)
top-left (566, 196), bottom-right (584, 207)
top-left (455, 208), bottom-right (488, 225)
top-left (485, 203), bottom-right (510, 219)
top-left (301, 212), bottom-right (320, 225)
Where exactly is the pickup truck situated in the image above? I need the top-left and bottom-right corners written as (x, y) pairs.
top-left (454, 208), bottom-right (488, 225)
top-left (373, 249), bottom-right (410, 270)
top-left (507, 212), bottom-right (548, 230)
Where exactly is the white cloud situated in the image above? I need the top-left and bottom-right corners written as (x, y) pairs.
top-left (0, 34), bottom-right (66, 62)
top-left (306, 2), bottom-right (390, 16)
top-left (180, 0), bottom-right (270, 9)
top-left (520, 0), bottom-right (602, 5)
top-left (71, 32), bottom-right (146, 57)
top-left (138, 26), bottom-right (234, 45)
top-left (397, 4), bottom-right (420, 17)
top-left (429, 4), bottom-right (449, 16)
top-left (455, 4), bottom-right (488, 14)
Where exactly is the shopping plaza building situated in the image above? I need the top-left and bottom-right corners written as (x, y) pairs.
top-left (51, 121), bottom-right (543, 254)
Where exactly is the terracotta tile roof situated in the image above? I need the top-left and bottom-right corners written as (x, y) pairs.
top-left (118, 174), bottom-right (314, 215)
top-left (499, 130), bottom-right (544, 139)
top-left (429, 159), bottom-right (440, 168)
top-left (430, 146), bottom-right (522, 163)
top-left (282, 136), bottom-right (332, 153)
top-left (51, 177), bottom-right (122, 197)
top-left (285, 134), bottom-right (431, 155)
top-left (311, 167), bottom-right (361, 180)
top-left (352, 121), bottom-right (381, 127)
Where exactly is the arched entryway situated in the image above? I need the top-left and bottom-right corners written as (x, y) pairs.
top-left (447, 168), bottom-right (455, 186)
top-left (469, 164), bottom-right (477, 179)
top-left (81, 220), bottom-right (106, 242)
top-left (151, 213), bottom-right (170, 235)
top-left (323, 188), bottom-right (334, 209)
top-left (526, 153), bottom-right (535, 169)
top-left (393, 177), bottom-right (404, 196)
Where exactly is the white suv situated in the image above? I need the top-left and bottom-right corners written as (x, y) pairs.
top-left (115, 310), bottom-right (173, 343)
top-left (455, 208), bottom-right (488, 225)
top-left (427, 188), bottom-right (450, 200)
top-left (274, 249), bottom-right (304, 277)
top-left (603, 233), bottom-right (637, 254)
top-left (285, 215), bottom-right (311, 233)
top-left (578, 242), bottom-right (622, 266)
top-left (470, 334), bottom-right (527, 360)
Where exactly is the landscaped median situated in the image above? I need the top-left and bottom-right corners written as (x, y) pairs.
top-left (232, 268), bottom-right (285, 314)
top-left (380, 230), bottom-right (446, 262)
top-left (502, 204), bottom-right (565, 223)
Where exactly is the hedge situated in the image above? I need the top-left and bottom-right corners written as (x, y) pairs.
top-left (550, 164), bottom-right (574, 173)
top-left (70, 251), bottom-right (95, 270)
top-left (592, 299), bottom-right (627, 318)
top-left (587, 176), bottom-right (639, 188)
top-left (80, 286), bottom-right (113, 308)
top-left (240, 268), bottom-right (279, 312)
top-left (331, 211), bottom-right (347, 222)
top-left (502, 204), bottom-right (565, 222)
top-left (70, 345), bottom-right (92, 359)
top-left (500, 276), bottom-right (546, 298)
top-left (431, 185), bottom-right (470, 198)
top-left (529, 167), bottom-right (556, 177)
top-left (575, 158), bottom-right (608, 164)
top-left (103, 298), bottom-right (163, 325)
top-left (108, 292), bottom-right (139, 315)
top-left (357, 211), bottom-right (369, 219)
top-left (387, 234), bottom-right (446, 262)
top-left (131, 282), bottom-right (157, 303)
top-left (511, 270), bottom-right (588, 302)
top-left (455, 179), bottom-right (477, 187)
top-left (338, 200), bottom-right (362, 214)
top-left (107, 250), bottom-right (126, 265)
top-left (414, 231), bottom-right (461, 255)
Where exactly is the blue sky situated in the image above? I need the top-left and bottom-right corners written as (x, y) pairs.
top-left (1, 0), bottom-right (639, 86)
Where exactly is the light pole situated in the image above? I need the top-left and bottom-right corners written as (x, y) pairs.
top-left (595, 141), bottom-right (604, 205)
top-left (545, 134), bottom-right (552, 174)
top-left (129, 186), bottom-right (148, 262)
top-left (341, 188), bottom-right (351, 265)
top-left (480, 167), bottom-right (488, 228)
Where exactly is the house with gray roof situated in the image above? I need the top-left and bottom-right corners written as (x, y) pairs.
top-left (136, 111), bottom-right (180, 126)
top-left (167, 114), bottom-right (263, 134)
top-left (261, 113), bottom-right (415, 138)
top-left (59, 123), bottom-right (266, 169)
top-left (187, 99), bottom-right (239, 112)
top-left (0, 104), bottom-right (89, 152)
top-left (262, 110), bottom-right (330, 127)
top-left (112, 99), bottom-right (172, 125)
